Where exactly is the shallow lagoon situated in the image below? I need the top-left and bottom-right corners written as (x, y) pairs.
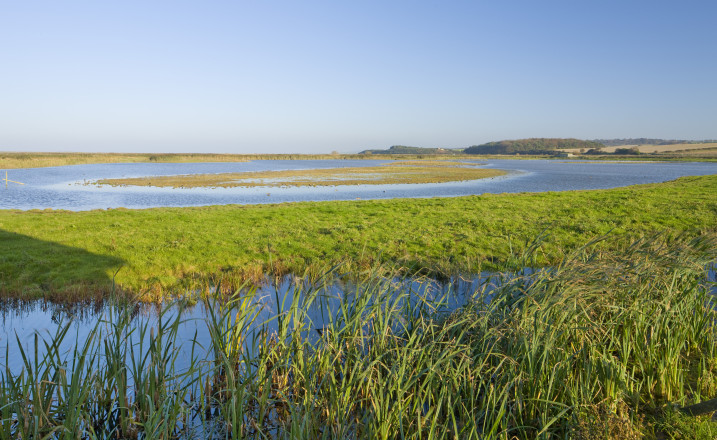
top-left (1, 159), bottom-right (716, 210)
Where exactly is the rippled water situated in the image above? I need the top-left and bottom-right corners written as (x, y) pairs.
top-left (1, 159), bottom-right (715, 210)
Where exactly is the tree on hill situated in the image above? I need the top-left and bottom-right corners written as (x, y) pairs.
top-left (584, 148), bottom-right (603, 155)
top-left (613, 147), bottom-right (640, 155)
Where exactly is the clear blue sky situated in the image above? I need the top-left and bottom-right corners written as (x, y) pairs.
top-left (1, 1), bottom-right (715, 153)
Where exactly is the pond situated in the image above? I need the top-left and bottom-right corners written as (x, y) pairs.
top-left (1, 159), bottom-right (716, 210)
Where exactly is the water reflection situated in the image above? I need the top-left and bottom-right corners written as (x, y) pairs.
top-left (2, 264), bottom-right (714, 376)
top-left (0, 272), bottom-right (512, 374)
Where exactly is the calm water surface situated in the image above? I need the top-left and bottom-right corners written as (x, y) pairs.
top-left (1, 159), bottom-right (715, 210)
top-left (2, 265), bottom-right (714, 375)
top-left (0, 275), bottom-right (484, 374)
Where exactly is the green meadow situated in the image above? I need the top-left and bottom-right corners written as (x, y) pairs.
top-left (0, 174), bottom-right (715, 301)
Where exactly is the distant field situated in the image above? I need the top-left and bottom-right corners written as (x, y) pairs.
top-left (600, 142), bottom-right (717, 154)
top-left (554, 142), bottom-right (717, 159)
top-left (668, 144), bottom-right (717, 157)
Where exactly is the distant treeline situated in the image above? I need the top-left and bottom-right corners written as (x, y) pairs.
top-left (594, 138), bottom-right (717, 146)
top-left (358, 138), bottom-right (717, 156)
top-left (464, 138), bottom-right (603, 155)
top-left (360, 145), bottom-right (462, 155)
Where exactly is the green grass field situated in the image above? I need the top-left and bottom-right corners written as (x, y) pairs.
top-left (0, 175), bottom-right (715, 300)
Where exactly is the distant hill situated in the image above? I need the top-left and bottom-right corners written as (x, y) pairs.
top-left (464, 138), bottom-right (603, 155)
top-left (594, 138), bottom-right (717, 146)
top-left (360, 145), bottom-right (461, 155)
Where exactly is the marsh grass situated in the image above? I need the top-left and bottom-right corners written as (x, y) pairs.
top-left (1, 234), bottom-right (716, 438)
top-left (1, 302), bottom-right (200, 439)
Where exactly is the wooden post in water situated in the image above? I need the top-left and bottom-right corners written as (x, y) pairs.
top-left (3, 171), bottom-right (25, 187)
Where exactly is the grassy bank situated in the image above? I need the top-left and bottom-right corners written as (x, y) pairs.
top-left (0, 175), bottom-right (715, 300)
top-left (96, 161), bottom-right (506, 188)
top-left (2, 236), bottom-right (716, 438)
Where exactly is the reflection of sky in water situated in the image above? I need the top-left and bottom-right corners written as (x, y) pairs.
top-left (0, 275), bottom-right (488, 374)
top-left (0, 159), bottom-right (715, 210)
top-left (1, 266), bottom-right (713, 375)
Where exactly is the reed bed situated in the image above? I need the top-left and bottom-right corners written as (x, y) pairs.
top-left (1, 235), bottom-right (716, 438)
